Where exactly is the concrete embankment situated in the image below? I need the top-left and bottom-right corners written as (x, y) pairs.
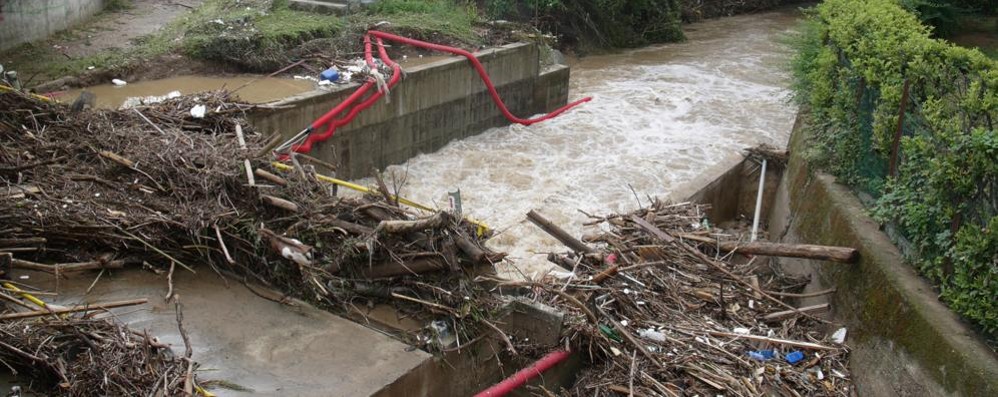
top-left (767, 113), bottom-right (998, 396)
top-left (0, 0), bottom-right (107, 51)
top-left (248, 42), bottom-right (569, 179)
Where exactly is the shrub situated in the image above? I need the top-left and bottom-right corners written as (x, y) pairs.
top-left (791, 0), bottom-right (998, 335)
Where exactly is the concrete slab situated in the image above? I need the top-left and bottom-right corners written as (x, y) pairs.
top-left (7, 269), bottom-right (430, 396)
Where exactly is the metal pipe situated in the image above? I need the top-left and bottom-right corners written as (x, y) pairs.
top-left (751, 159), bottom-right (767, 241)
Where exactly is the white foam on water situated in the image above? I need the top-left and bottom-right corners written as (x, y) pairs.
top-left (360, 10), bottom-right (801, 279)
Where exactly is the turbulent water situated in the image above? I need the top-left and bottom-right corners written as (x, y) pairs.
top-left (367, 9), bottom-right (801, 278)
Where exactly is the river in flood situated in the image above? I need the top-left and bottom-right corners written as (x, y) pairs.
top-left (365, 9), bottom-right (802, 279)
top-left (2, 9), bottom-right (801, 395)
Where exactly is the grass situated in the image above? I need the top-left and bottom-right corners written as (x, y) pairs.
top-left (0, 0), bottom-right (483, 85)
top-left (362, 0), bottom-right (482, 44)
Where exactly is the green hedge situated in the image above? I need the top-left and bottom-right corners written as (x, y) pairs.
top-left (791, 0), bottom-right (998, 335)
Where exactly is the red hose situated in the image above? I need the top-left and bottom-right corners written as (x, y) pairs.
top-left (283, 31), bottom-right (591, 157)
top-left (473, 350), bottom-right (571, 397)
top-left (368, 30), bottom-right (592, 126)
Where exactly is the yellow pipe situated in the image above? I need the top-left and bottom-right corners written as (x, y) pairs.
top-left (270, 162), bottom-right (489, 236)
top-left (2, 282), bottom-right (47, 309)
top-left (0, 84), bottom-right (56, 103)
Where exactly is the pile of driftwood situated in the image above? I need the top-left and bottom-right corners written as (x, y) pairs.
top-left (523, 201), bottom-right (855, 396)
top-left (0, 292), bottom-right (201, 396)
top-left (1, 89), bottom-right (504, 390)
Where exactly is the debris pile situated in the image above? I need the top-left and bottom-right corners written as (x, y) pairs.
top-left (0, 89), bottom-right (505, 391)
top-left (528, 201), bottom-right (853, 396)
top-left (0, 308), bottom-right (200, 396)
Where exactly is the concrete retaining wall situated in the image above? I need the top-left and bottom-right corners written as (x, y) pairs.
top-left (248, 42), bottom-right (570, 179)
top-left (0, 0), bottom-right (105, 51)
top-left (767, 112), bottom-right (998, 396)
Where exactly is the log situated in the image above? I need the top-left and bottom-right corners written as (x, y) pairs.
top-left (0, 237), bottom-right (46, 247)
top-left (0, 298), bottom-right (149, 320)
top-left (677, 234), bottom-right (858, 263)
top-left (325, 218), bottom-right (375, 235)
top-left (454, 234), bottom-right (487, 263)
top-left (762, 303), bottom-right (829, 321)
top-left (254, 168), bottom-right (288, 186)
top-left (377, 211), bottom-right (449, 234)
top-left (630, 216), bottom-right (676, 243)
top-left (11, 258), bottom-right (125, 274)
top-left (527, 210), bottom-right (594, 254)
top-left (260, 195), bottom-right (299, 212)
top-left (360, 257), bottom-right (449, 278)
top-left (705, 329), bottom-right (835, 350)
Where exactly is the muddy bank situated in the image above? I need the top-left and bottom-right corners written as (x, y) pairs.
top-left (59, 75), bottom-right (316, 109)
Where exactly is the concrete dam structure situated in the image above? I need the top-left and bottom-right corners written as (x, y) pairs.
top-left (249, 42), bottom-right (570, 179)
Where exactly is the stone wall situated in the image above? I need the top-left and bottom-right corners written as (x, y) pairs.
top-left (248, 42), bottom-right (570, 179)
top-left (0, 0), bottom-right (105, 51)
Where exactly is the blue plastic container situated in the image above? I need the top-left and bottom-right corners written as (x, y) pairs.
top-left (320, 67), bottom-right (340, 82)
top-left (785, 351), bottom-right (805, 364)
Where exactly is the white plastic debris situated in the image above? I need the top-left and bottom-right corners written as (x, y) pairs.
top-left (111, 78), bottom-right (127, 86)
top-left (638, 328), bottom-right (667, 342)
top-left (620, 320), bottom-right (629, 327)
top-left (831, 327), bottom-right (847, 344)
top-left (732, 327), bottom-right (751, 335)
top-left (87, 66), bottom-right (95, 70)
top-left (122, 91), bottom-right (182, 108)
top-left (189, 104), bottom-right (207, 118)
top-left (610, 347), bottom-right (622, 356)
top-left (211, 19), bottom-right (225, 25)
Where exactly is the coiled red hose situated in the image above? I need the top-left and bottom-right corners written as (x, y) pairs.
top-left (282, 31), bottom-right (591, 157)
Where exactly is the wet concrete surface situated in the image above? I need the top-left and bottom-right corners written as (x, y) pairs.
top-left (1, 269), bottom-right (429, 396)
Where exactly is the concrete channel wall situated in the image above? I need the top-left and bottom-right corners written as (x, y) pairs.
top-left (0, 0), bottom-right (106, 51)
top-left (768, 112), bottom-right (998, 396)
top-left (248, 42), bottom-right (570, 179)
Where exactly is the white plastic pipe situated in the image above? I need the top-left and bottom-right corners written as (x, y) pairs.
top-left (751, 159), bottom-right (767, 242)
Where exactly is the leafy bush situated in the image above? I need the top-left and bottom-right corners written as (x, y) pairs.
top-left (483, 0), bottom-right (685, 49)
top-left (791, 0), bottom-right (998, 335)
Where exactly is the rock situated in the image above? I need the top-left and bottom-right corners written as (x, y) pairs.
top-left (33, 76), bottom-right (80, 93)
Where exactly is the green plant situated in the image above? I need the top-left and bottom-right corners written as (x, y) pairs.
top-left (791, 0), bottom-right (998, 335)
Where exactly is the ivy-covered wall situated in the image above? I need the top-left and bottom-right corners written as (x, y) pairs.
top-left (790, 0), bottom-right (997, 335)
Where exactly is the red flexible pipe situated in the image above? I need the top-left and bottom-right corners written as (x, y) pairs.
top-left (284, 31), bottom-right (591, 157)
top-left (291, 35), bottom-right (402, 154)
top-left (368, 30), bottom-right (591, 126)
top-left (473, 350), bottom-right (571, 397)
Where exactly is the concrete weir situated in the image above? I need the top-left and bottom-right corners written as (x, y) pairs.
top-left (248, 42), bottom-right (570, 179)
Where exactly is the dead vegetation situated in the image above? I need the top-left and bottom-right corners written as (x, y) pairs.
top-left (511, 201), bottom-right (853, 396)
top-left (0, 89), bottom-right (505, 393)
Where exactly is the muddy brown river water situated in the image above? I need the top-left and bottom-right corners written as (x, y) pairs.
top-left (3, 9), bottom-right (801, 395)
top-left (362, 9), bottom-right (801, 279)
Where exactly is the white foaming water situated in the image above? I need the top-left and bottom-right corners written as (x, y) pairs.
top-left (361, 9), bottom-right (801, 278)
